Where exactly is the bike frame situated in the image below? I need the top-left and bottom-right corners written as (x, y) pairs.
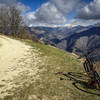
top-left (83, 56), bottom-right (100, 88)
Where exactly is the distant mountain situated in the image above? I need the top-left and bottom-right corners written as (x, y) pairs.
top-left (28, 25), bottom-right (85, 45)
top-left (57, 26), bottom-right (100, 55)
top-left (28, 24), bottom-right (100, 56)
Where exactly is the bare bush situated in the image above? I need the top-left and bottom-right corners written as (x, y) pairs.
top-left (9, 6), bottom-right (23, 37)
top-left (0, 6), bottom-right (10, 34)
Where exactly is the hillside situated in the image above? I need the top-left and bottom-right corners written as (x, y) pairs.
top-left (28, 25), bottom-right (100, 56)
top-left (0, 35), bottom-right (100, 100)
top-left (66, 26), bottom-right (100, 53)
top-left (28, 25), bottom-right (85, 45)
top-left (56, 26), bottom-right (100, 56)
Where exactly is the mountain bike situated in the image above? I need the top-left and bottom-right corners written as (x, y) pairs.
top-left (83, 50), bottom-right (100, 88)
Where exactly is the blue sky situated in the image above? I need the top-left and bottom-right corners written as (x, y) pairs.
top-left (18, 0), bottom-right (49, 11)
top-left (19, 0), bottom-right (93, 11)
top-left (1, 0), bottom-right (99, 26)
top-left (22, 0), bottom-right (100, 26)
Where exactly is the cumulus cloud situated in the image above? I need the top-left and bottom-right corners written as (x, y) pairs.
top-left (16, 2), bottom-right (30, 14)
top-left (66, 19), bottom-right (98, 26)
top-left (65, 19), bottom-right (87, 27)
top-left (25, 2), bottom-right (67, 26)
top-left (76, 0), bottom-right (100, 20)
top-left (0, 0), bottom-right (16, 6)
top-left (51, 0), bottom-right (79, 15)
top-left (25, 0), bottom-right (79, 26)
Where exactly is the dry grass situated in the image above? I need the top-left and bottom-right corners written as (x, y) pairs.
top-left (8, 40), bottom-right (100, 100)
top-left (1, 36), bottom-right (100, 100)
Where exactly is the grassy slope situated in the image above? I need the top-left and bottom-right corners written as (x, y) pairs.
top-left (6, 40), bottom-right (100, 100)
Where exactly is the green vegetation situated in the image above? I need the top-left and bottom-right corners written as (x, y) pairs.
top-left (6, 40), bottom-right (100, 100)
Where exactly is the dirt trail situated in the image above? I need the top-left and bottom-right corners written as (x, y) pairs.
top-left (0, 35), bottom-right (44, 98)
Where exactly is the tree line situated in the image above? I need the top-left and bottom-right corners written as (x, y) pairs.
top-left (0, 5), bottom-right (38, 41)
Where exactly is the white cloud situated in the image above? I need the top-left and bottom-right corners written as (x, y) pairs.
top-left (16, 2), bottom-right (30, 14)
top-left (25, 0), bottom-right (79, 26)
top-left (76, 0), bottom-right (100, 20)
top-left (0, 0), bottom-right (16, 6)
top-left (68, 19), bottom-right (90, 26)
top-left (65, 18), bottom-right (100, 27)
top-left (51, 0), bottom-right (79, 15)
top-left (34, 2), bottom-right (66, 24)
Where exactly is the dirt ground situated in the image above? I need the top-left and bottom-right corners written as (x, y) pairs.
top-left (0, 35), bottom-right (44, 98)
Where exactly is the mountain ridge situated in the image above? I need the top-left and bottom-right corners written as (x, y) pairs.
top-left (28, 24), bottom-right (100, 56)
